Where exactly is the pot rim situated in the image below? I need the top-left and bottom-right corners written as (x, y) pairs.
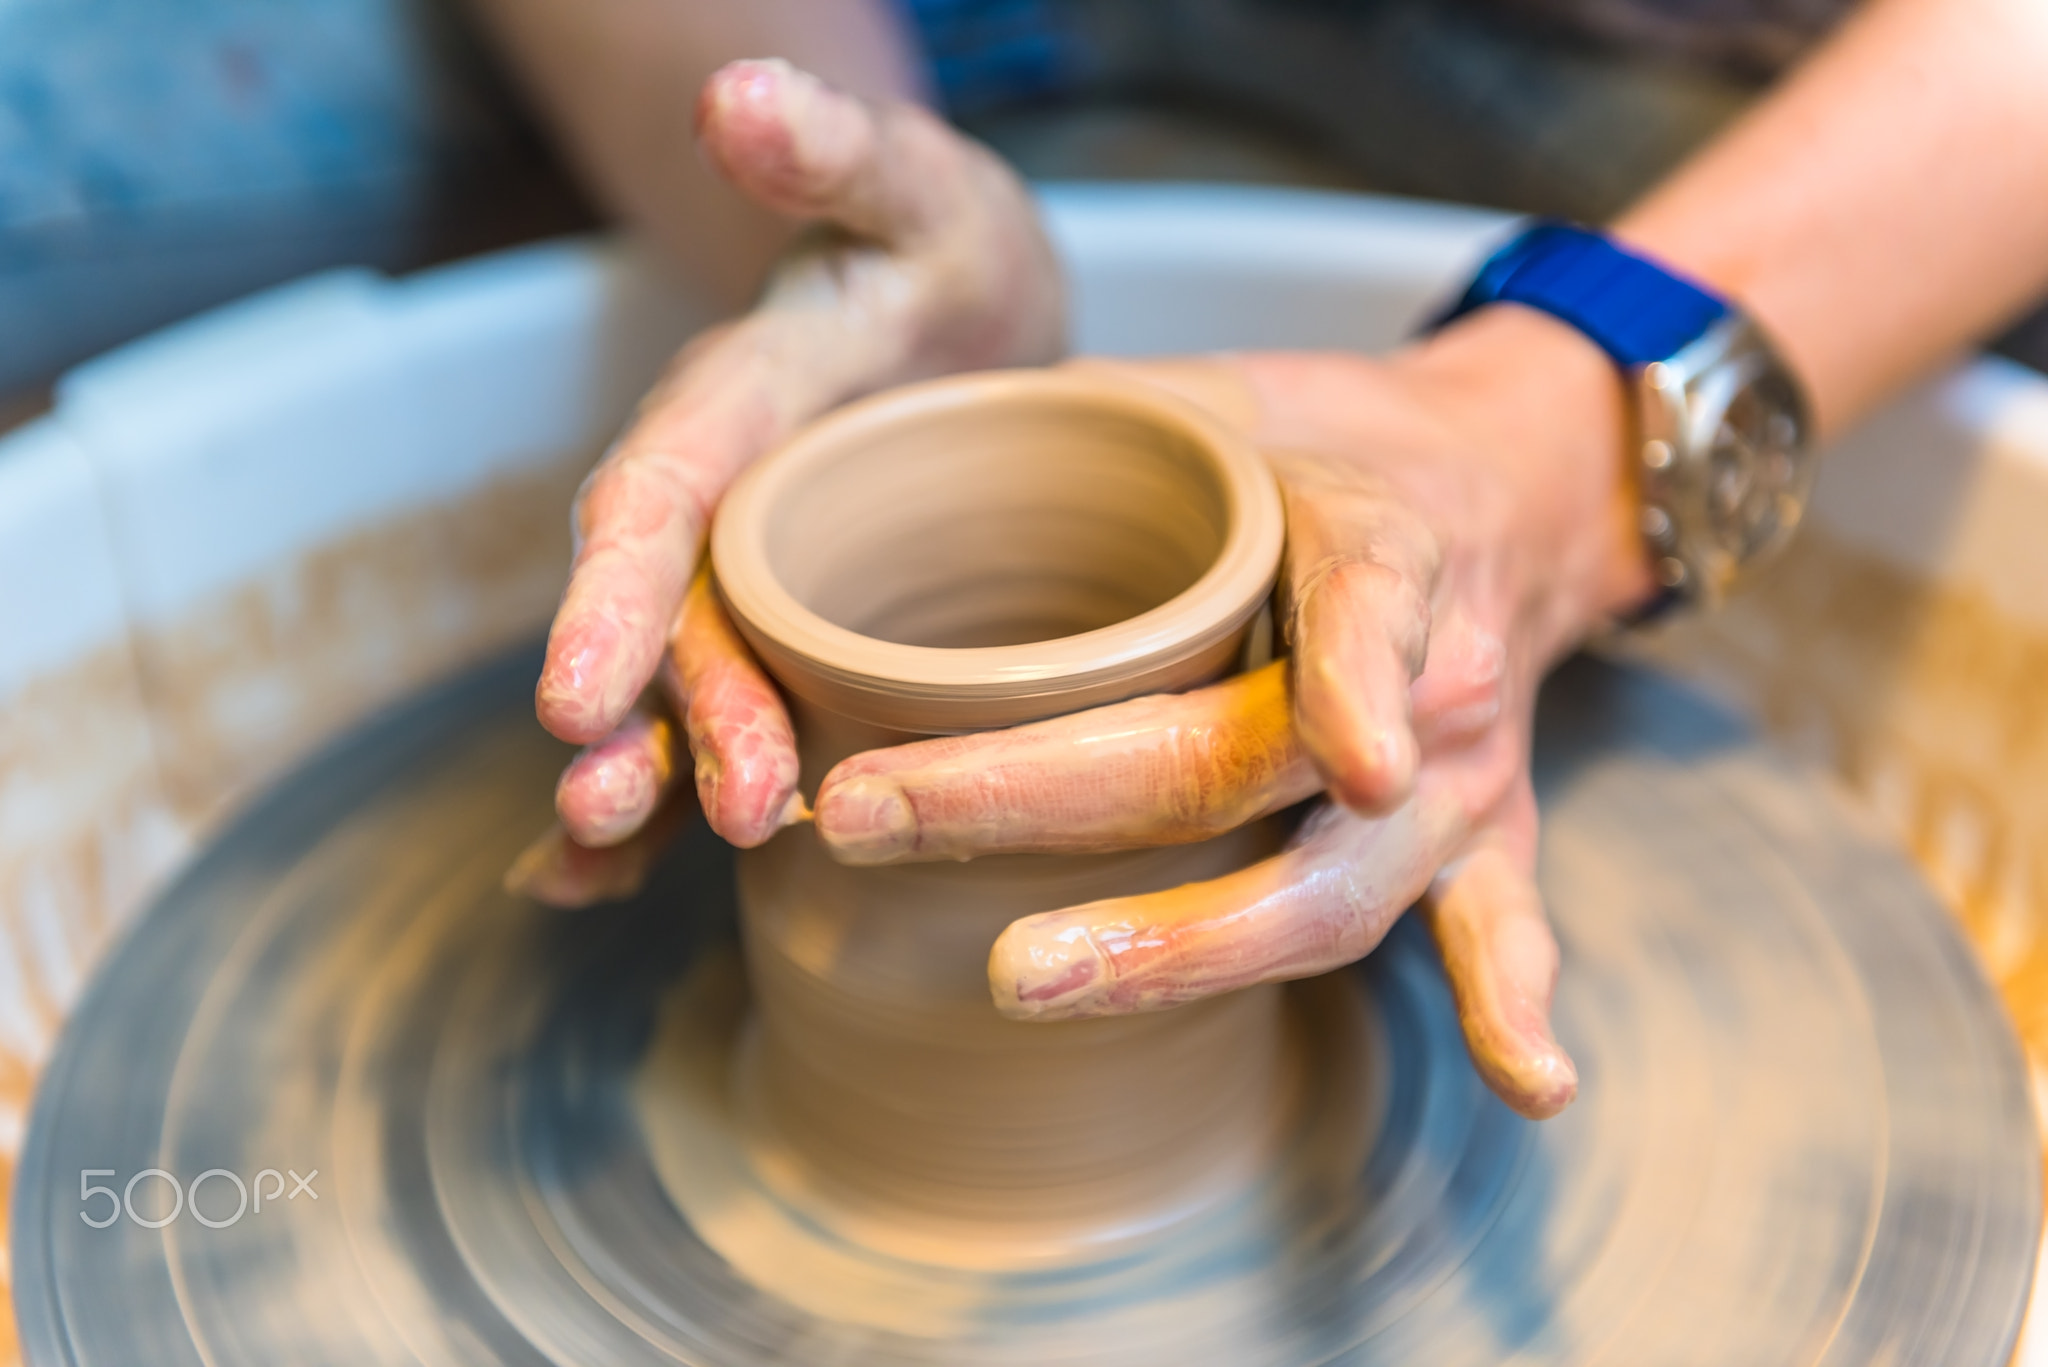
top-left (710, 368), bottom-right (1284, 732)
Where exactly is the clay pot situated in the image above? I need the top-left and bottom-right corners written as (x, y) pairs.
top-left (710, 368), bottom-right (1295, 1267)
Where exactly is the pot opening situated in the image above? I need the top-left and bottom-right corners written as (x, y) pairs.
top-left (761, 393), bottom-right (1233, 649)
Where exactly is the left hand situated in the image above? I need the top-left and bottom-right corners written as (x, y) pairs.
top-left (502, 59), bottom-right (1064, 903)
top-left (810, 307), bottom-right (1655, 1120)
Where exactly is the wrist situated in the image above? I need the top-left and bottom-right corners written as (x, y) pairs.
top-left (1398, 304), bottom-right (1659, 652)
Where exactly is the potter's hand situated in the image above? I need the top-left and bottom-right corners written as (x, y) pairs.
top-left (510, 59), bottom-right (1062, 904)
top-left (813, 310), bottom-right (1657, 1119)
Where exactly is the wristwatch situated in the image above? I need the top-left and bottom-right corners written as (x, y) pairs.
top-left (1435, 220), bottom-right (1815, 608)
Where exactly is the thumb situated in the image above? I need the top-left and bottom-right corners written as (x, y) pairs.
top-left (1423, 785), bottom-right (1577, 1120)
top-left (697, 58), bottom-right (968, 246)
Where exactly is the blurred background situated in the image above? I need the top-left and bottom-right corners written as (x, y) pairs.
top-left (6, 0), bottom-right (2047, 432)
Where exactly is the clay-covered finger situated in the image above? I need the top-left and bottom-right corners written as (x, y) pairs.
top-left (814, 660), bottom-right (1321, 865)
top-left (538, 68), bottom-right (947, 747)
top-left (1424, 797), bottom-right (1577, 1120)
top-left (1275, 453), bottom-right (1441, 816)
top-left (535, 302), bottom-right (881, 748)
top-left (700, 59), bottom-right (942, 244)
top-left (503, 788), bottom-right (699, 909)
top-left (664, 568), bottom-right (806, 848)
top-left (988, 791), bottom-right (1463, 1020)
top-left (536, 436), bottom-right (716, 745)
top-left (534, 307), bottom-right (870, 748)
top-left (540, 61), bottom-right (1059, 751)
top-left (553, 704), bottom-right (678, 848)
top-left (534, 65), bottom-right (869, 747)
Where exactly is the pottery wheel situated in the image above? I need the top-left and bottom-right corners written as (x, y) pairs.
top-left (13, 647), bottom-right (2039, 1365)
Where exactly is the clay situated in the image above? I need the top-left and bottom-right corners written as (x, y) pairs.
top-left (19, 645), bottom-right (2041, 1365)
top-left (710, 369), bottom-right (1283, 732)
top-left (706, 368), bottom-right (1294, 1264)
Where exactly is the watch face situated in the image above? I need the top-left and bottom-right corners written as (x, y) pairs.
top-left (1703, 361), bottom-right (1808, 565)
top-left (1637, 317), bottom-right (1815, 602)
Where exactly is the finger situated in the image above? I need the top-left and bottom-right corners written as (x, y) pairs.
top-left (538, 62), bottom-right (1055, 748)
top-left (1408, 605), bottom-right (1509, 751)
top-left (815, 660), bottom-right (1321, 864)
top-left (699, 59), bottom-right (946, 244)
top-left (1073, 357), bottom-right (1471, 791)
top-left (537, 295), bottom-right (881, 748)
top-left (554, 704), bottom-right (678, 848)
top-left (504, 788), bottom-right (700, 909)
top-left (1274, 451), bottom-right (1441, 816)
top-left (988, 791), bottom-right (1464, 1021)
top-left (664, 568), bottom-right (806, 847)
top-left (536, 424), bottom-right (717, 745)
top-left (539, 66), bottom-right (929, 747)
top-left (1423, 787), bottom-right (1577, 1120)
top-left (701, 58), bottom-right (1060, 376)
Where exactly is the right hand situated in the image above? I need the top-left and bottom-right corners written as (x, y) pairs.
top-left (801, 325), bottom-right (1648, 1121)
top-left (507, 58), bottom-right (1065, 904)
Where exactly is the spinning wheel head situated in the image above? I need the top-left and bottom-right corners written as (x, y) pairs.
top-left (10, 649), bottom-right (2037, 1366)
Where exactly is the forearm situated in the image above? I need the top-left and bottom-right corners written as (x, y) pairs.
top-left (1615, 0), bottom-right (2048, 436)
top-left (463, 0), bottom-right (928, 310)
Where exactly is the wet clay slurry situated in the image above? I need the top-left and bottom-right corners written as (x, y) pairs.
top-left (706, 369), bottom-right (1300, 1266)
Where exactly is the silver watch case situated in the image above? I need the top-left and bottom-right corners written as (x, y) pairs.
top-left (1634, 314), bottom-right (1815, 606)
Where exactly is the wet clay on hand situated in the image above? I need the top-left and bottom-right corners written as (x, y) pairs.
top-left (705, 369), bottom-right (1301, 1265)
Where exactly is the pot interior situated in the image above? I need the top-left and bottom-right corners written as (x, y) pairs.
top-left (762, 392), bottom-right (1234, 649)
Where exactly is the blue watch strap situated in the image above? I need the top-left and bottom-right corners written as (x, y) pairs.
top-left (1436, 221), bottom-right (1729, 368)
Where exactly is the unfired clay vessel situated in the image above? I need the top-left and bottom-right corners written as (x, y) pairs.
top-left (709, 369), bottom-right (1294, 1266)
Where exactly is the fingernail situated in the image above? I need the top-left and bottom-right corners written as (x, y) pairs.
top-left (988, 916), bottom-right (1109, 1021)
top-left (560, 750), bottom-right (665, 848)
top-left (1507, 1046), bottom-right (1579, 1121)
top-left (536, 628), bottom-right (626, 744)
top-left (815, 775), bottom-right (918, 864)
top-left (693, 747), bottom-right (724, 824)
top-left (699, 57), bottom-right (789, 132)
